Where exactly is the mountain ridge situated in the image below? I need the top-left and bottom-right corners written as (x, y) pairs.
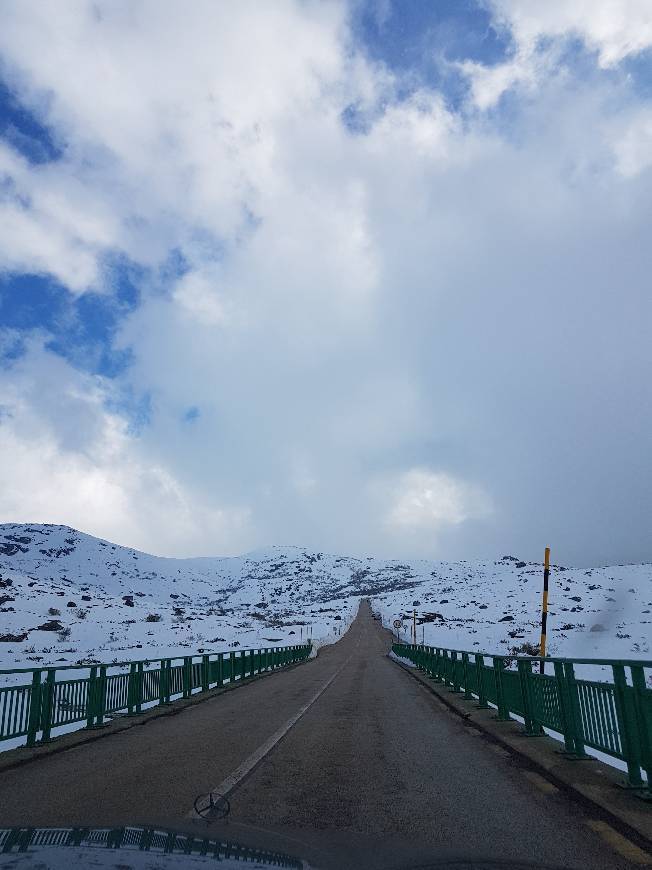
top-left (0, 523), bottom-right (649, 672)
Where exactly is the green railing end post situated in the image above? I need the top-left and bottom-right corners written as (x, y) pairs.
top-left (630, 664), bottom-right (652, 796)
top-left (451, 651), bottom-right (462, 694)
top-left (441, 650), bottom-right (450, 687)
top-left (201, 654), bottom-right (209, 693)
top-left (136, 662), bottom-right (143, 713)
top-left (107, 827), bottom-right (125, 849)
top-left (127, 662), bottom-right (137, 714)
top-left (493, 657), bottom-right (511, 721)
top-left (462, 652), bottom-right (473, 700)
top-left (518, 658), bottom-right (539, 735)
top-left (158, 660), bottom-right (166, 707)
top-left (95, 665), bottom-right (107, 727)
top-left (164, 831), bottom-right (176, 854)
top-left (66, 828), bottom-right (88, 847)
top-left (563, 661), bottom-right (589, 759)
top-left (39, 668), bottom-right (57, 743)
top-left (612, 662), bottom-right (644, 788)
top-left (26, 670), bottom-right (42, 747)
top-left (474, 654), bottom-right (489, 708)
top-left (166, 659), bottom-right (174, 703)
top-left (552, 660), bottom-right (589, 758)
top-left (86, 666), bottom-right (97, 729)
top-left (182, 657), bottom-right (191, 699)
top-left (430, 648), bottom-right (440, 683)
top-left (553, 660), bottom-right (576, 754)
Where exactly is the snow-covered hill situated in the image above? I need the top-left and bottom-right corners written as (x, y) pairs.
top-left (0, 523), bottom-right (650, 672)
top-left (374, 556), bottom-right (651, 664)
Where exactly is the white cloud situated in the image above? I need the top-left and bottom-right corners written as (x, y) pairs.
top-left (612, 109), bottom-right (652, 177)
top-left (0, 145), bottom-right (109, 292)
top-left (490, 0), bottom-right (652, 68)
top-left (459, 56), bottom-right (540, 111)
top-left (0, 2), bottom-right (650, 564)
top-left (0, 339), bottom-right (252, 556)
top-left (0, 0), bottom-right (363, 289)
top-left (385, 469), bottom-right (493, 532)
top-left (463, 0), bottom-right (652, 109)
top-left (172, 269), bottom-right (230, 327)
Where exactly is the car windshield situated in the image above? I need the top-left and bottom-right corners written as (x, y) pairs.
top-left (0, 2), bottom-right (650, 869)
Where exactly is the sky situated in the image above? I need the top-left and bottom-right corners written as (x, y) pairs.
top-left (0, 0), bottom-right (651, 566)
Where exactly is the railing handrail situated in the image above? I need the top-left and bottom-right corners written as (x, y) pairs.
top-left (0, 643), bottom-right (311, 676)
top-left (396, 642), bottom-right (652, 669)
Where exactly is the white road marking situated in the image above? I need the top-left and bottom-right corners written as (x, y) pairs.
top-left (188, 634), bottom-right (359, 816)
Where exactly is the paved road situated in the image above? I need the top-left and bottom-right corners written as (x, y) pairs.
top-left (0, 602), bottom-right (644, 868)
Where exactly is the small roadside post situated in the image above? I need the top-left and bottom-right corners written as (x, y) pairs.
top-left (539, 547), bottom-right (551, 674)
top-left (413, 609), bottom-right (417, 645)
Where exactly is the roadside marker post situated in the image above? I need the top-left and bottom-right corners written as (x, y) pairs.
top-left (539, 547), bottom-right (550, 674)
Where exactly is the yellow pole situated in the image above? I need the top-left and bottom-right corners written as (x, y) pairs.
top-left (539, 547), bottom-right (550, 674)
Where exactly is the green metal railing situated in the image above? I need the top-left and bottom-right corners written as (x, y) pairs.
top-left (0, 643), bottom-right (311, 749)
top-left (393, 642), bottom-right (652, 797)
top-left (0, 826), bottom-right (301, 866)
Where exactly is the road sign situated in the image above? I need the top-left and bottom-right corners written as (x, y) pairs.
top-left (393, 619), bottom-right (402, 629)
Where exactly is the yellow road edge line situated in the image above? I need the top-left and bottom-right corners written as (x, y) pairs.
top-left (586, 820), bottom-right (652, 865)
top-left (523, 770), bottom-right (559, 795)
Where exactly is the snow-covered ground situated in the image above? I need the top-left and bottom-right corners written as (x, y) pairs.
top-left (373, 555), bottom-right (651, 665)
top-left (0, 524), bottom-right (650, 676)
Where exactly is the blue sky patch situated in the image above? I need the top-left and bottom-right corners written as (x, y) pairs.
top-left (105, 387), bottom-right (153, 435)
top-left (183, 406), bottom-right (200, 424)
top-left (0, 79), bottom-right (62, 165)
top-left (0, 255), bottom-right (141, 378)
top-left (352, 0), bottom-right (510, 111)
top-left (622, 47), bottom-right (652, 99)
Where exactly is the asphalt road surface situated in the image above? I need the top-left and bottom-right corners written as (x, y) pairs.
top-left (0, 601), bottom-right (645, 869)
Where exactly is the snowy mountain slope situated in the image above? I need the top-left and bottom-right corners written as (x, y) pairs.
top-left (0, 524), bottom-right (362, 669)
top-left (0, 524), bottom-right (650, 674)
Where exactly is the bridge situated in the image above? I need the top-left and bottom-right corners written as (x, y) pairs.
top-left (0, 601), bottom-right (650, 868)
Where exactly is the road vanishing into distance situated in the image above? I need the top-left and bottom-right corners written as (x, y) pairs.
top-left (0, 602), bottom-right (645, 869)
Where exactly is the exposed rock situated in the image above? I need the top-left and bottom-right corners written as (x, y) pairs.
top-left (35, 620), bottom-right (64, 632)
